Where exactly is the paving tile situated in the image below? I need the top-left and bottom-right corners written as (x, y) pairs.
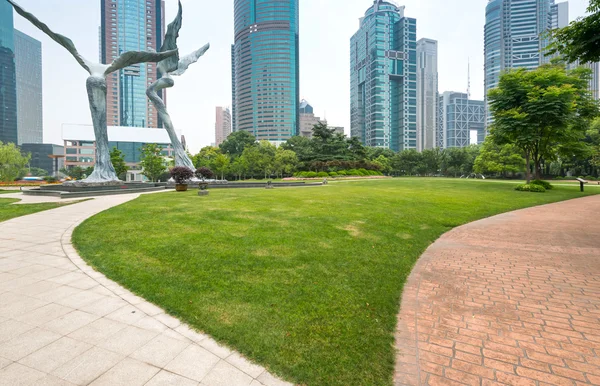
top-left (52, 347), bottom-right (124, 385)
top-left (200, 360), bottom-right (253, 386)
top-left (226, 352), bottom-right (267, 378)
top-left (9, 279), bottom-right (62, 297)
top-left (43, 310), bottom-right (100, 336)
top-left (133, 316), bottom-right (169, 334)
top-left (0, 319), bottom-right (35, 344)
top-left (0, 327), bottom-right (62, 361)
top-left (130, 333), bottom-right (190, 367)
top-left (14, 303), bottom-right (74, 327)
top-left (199, 338), bottom-right (233, 359)
top-left (53, 289), bottom-right (107, 309)
top-left (35, 374), bottom-right (77, 385)
top-left (68, 317), bottom-right (128, 345)
top-left (164, 345), bottom-right (220, 382)
top-left (19, 336), bottom-right (92, 373)
top-left (97, 325), bottom-right (158, 356)
top-left (0, 356), bottom-right (12, 370)
top-left (79, 296), bottom-right (128, 317)
top-left (256, 371), bottom-right (292, 386)
top-left (104, 305), bottom-right (146, 324)
top-left (0, 293), bottom-right (48, 318)
top-left (145, 370), bottom-right (199, 386)
top-left (34, 285), bottom-right (82, 303)
top-left (89, 357), bottom-right (160, 386)
top-left (0, 362), bottom-right (46, 386)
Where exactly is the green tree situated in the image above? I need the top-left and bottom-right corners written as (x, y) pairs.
top-left (281, 136), bottom-right (313, 163)
top-left (219, 131), bottom-right (257, 158)
top-left (392, 150), bottom-right (422, 176)
top-left (488, 64), bottom-right (598, 183)
top-left (420, 148), bottom-right (442, 176)
top-left (274, 148), bottom-right (298, 177)
top-left (474, 136), bottom-right (526, 176)
top-left (549, 0), bottom-right (600, 64)
top-left (60, 166), bottom-right (86, 180)
top-left (192, 146), bottom-right (220, 170)
top-left (372, 154), bottom-right (392, 175)
top-left (27, 167), bottom-right (48, 177)
top-left (229, 156), bottom-right (248, 180)
top-left (140, 144), bottom-right (166, 182)
top-left (0, 142), bottom-right (30, 182)
top-left (110, 147), bottom-right (128, 180)
top-left (256, 140), bottom-right (276, 178)
top-left (213, 153), bottom-right (230, 180)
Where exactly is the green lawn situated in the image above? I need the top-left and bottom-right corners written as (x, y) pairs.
top-left (72, 179), bottom-right (599, 385)
top-left (0, 197), bottom-right (75, 222)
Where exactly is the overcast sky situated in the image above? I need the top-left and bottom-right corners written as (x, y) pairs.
top-left (11, 0), bottom-right (590, 153)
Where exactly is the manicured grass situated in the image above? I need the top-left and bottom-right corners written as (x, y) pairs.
top-left (0, 197), bottom-right (74, 222)
top-left (72, 179), bottom-right (599, 385)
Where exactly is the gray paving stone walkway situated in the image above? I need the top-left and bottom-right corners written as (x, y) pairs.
top-left (0, 193), bottom-right (292, 386)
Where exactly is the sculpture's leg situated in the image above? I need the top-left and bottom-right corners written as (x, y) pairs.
top-left (84, 76), bottom-right (119, 182)
top-left (146, 83), bottom-right (195, 170)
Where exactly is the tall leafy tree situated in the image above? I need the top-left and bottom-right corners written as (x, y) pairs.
top-left (549, 0), bottom-right (600, 63)
top-left (281, 136), bottom-right (313, 163)
top-left (212, 153), bottom-right (230, 180)
top-left (274, 148), bottom-right (298, 178)
top-left (488, 64), bottom-right (598, 183)
top-left (0, 142), bottom-right (30, 182)
top-left (192, 146), bottom-right (221, 170)
top-left (110, 147), bottom-right (128, 180)
top-left (219, 131), bottom-right (257, 158)
top-left (140, 144), bottom-right (166, 182)
top-left (474, 136), bottom-right (525, 176)
top-left (256, 140), bottom-right (277, 178)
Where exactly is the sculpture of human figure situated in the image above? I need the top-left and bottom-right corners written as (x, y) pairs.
top-left (7, 0), bottom-right (178, 183)
top-left (147, 0), bottom-right (209, 170)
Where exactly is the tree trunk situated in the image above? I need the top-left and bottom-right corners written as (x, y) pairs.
top-left (525, 150), bottom-right (531, 184)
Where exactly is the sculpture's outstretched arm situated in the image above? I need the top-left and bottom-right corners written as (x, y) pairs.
top-left (158, 0), bottom-right (183, 75)
top-left (6, 0), bottom-right (92, 74)
top-left (104, 50), bottom-right (178, 76)
top-left (171, 44), bottom-right (210, 76)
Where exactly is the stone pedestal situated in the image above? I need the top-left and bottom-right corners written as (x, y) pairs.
top-left (198, 190), bottom-right (209, 196)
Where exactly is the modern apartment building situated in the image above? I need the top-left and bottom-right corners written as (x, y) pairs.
top-left (350, 1), bottom-right (417, 151)
top-left (438, 92), bottom-right (486, 149)
top-left (100, 0), bottom-right (165, 128)
top-left (0, 1), bottom-right (18, 145)
top-left (231, 0), bottom-right (300, 143)
top-left (416, 38), bottom-right (438, 152)
top-left (215, 107), bottom-right (232, 146)
top-left (298, 100), bottom-right (344, 138)
top-left (484, 0), bottom-right (569, 123)
top-left (14, 30), bottom-right (42, 145)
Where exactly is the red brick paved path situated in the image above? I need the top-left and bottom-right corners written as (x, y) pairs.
top-left (394, 196), bottom-right (600, 386)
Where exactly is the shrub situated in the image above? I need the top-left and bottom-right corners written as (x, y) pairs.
top-left (43, 176), bottom-right (58, 183)
top-left (195, 167), bottom-right (214, 180)
top-left (170, 166), bottom-right (194, 184)
top-left (347, 169), bottom-right (359, 176)
top-left (328, 172), bottom-right (338, 177)
top-left (317, 172), bottom-right (329, 178)
top-left (553, 176), bottom-right (563, 180)
top-left (584, 176), bottom-right (594, 180)
top-left (358, 168), bottom-right (369, 176)
top-left (306, 172), bottom-right (317, 178)
top-left (531, 180), bottom-right (553, 190)
top-left (515, 184), bottom-right (546, 193)
top-left (337, 170), bottom-right (347, 176)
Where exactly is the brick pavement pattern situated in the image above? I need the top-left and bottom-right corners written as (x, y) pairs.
top-left (394, 195), bottom-right (600, 386)
top-left (0, 193), bottom-right (291, 386)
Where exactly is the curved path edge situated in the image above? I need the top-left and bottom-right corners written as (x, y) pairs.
top-left (394, 195), bottom-right (600, 386)
top-left (0, 193), bottom-right (291, 386)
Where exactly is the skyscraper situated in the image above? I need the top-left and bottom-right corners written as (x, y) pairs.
top-left (0, 0), bottom-right (18, 145)
top-left (100, 0), bottom-right (165, 128)
top-left (14, 30), bottom-right (43, 145)
top-left (215, 107), bottom-right (232, 146)
top-left (231, 0), bottom-right (300, 143)
top-left (438, 92), bottom-right (486, 149)
top-left (350, 1), bottom-right (417, 151)
top-left (484, 0), bottom-right (568, 123)
top-left (416, 38), bottom-right (438, 152)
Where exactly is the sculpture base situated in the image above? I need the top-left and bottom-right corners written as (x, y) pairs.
top-left (24, 182), bottom-right (167, 199)
top-left (198, 190), bottom-right (209, 196)
top-left (62, 180), bottom-right (123, 188)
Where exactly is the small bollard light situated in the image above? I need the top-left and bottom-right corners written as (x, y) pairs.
top-left (265, 180), bottom-right (274, 189)
top-left (576, 178), bottom-right (587, 192)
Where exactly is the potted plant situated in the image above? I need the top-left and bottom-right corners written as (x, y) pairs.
top-left (170, 166), bottom-right (194, 192)
top-left (195, 167), bottom-right (215, 181)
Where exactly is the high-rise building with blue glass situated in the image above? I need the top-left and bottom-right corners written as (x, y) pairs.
top-left (231, 0), bottom-right (300, 143)
top-left (101, 0), bottom-right (165, 129)
top-left (350, 1), bottom-right (417, 151)
top-left (0, 0), bottom-right (18, 145)
top-left (484, 0), bottom-right (568, 124)
top-left (14, 30), bottom-right (43, 145)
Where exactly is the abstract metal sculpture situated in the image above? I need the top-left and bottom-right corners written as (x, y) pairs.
top-left (147, 1), bottom-right (209, 170)
top-left (7, 0), bottom-right (178, 183)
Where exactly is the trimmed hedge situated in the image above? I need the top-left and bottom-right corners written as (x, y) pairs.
top-left (515, 184), bottom-right (546, 193)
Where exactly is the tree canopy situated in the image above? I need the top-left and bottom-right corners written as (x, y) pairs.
top-left (140, 144), bottom-right (167, 182)
top-left (549, 0), bottom-right (600, 63)
top-left (0, 142), bottom-right (30, 182)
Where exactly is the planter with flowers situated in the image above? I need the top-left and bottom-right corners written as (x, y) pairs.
top-left (170, 166), bottom-right (195, 192)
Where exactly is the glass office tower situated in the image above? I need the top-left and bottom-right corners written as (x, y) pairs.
top-left (231, 0), bottom-right (300, 143)
top-left (350, 1), bottom-right (417, 151)
top-left (484, 0), bottom-right (567, 124)
top-left (101, 0), bottom-right (165, 128)
top-left (14, 30), bottom-right (43, 145)
top-left (0, 1), bottom-right (18, 145)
